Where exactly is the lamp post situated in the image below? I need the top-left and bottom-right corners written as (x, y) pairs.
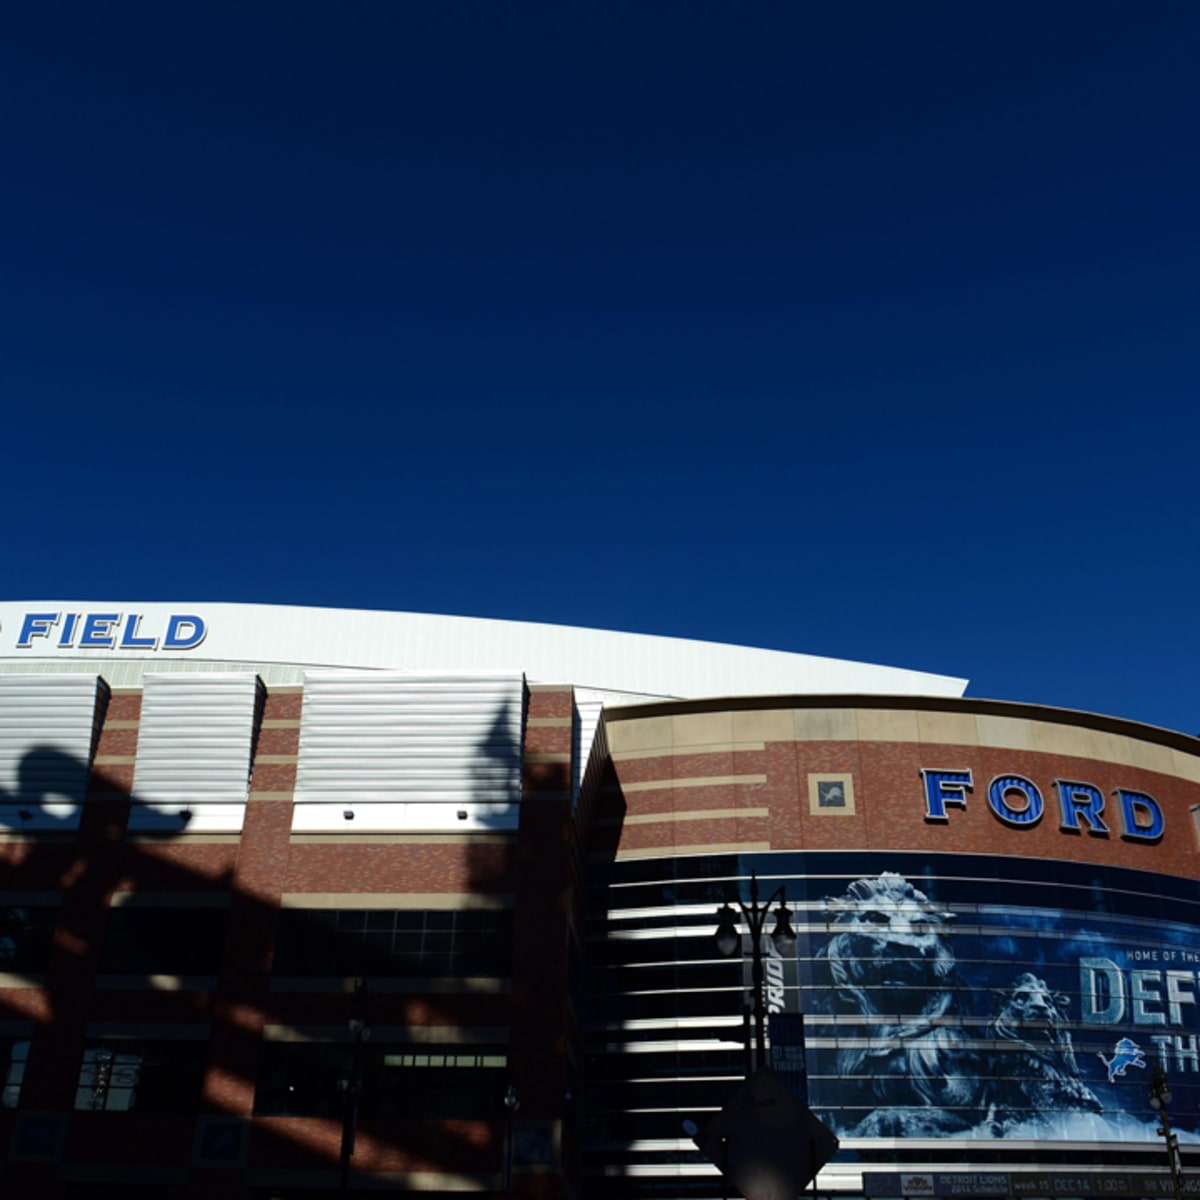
top-left (502, 1083), bottom-right (520, 1200)
top-left (91, 1047), bottom-right (114, 1110)
top-left (714, 871), bottom-right (797, 1075)
top-left (1149, 1062), bottom-right (1184, 1200)
top-left (338, 978), bottom-right (370, 1196)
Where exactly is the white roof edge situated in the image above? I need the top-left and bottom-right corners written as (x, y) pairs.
top-left (0, 601), bottom-right (969, 700)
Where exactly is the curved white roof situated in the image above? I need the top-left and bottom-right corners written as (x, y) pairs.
top-left (0, 601), bottom-right (967, 700)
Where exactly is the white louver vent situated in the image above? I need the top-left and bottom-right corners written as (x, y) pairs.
top-left (128, 673), bottom-right (262, 834)
top-left (0, 674), bottom-right (106, 831)
top-left (573, 690), bottom-right (607, 806)
top-left (293, 671), bottom-right (525, 833)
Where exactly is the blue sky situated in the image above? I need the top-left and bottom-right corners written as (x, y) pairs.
top-left (2, 3), bottom-right (1198, 733)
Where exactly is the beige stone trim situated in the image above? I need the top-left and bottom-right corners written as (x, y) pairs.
top-left (1174, 751), bottom-right (1200, 784)
top-left (808, 772), bottom-right (856, 816)
top-left (260, 718), bottom-right (301, 729)
top-left (254, 754), bottom-right (298, 765)
top-left (525, 751), bottom-right (571, 763)
top-left (613, 840), bottom-right (770, 860)
top-left (267, 685), bottom-right (304, 695)
top-left (916, 710), bottom-right (979, 746)
top-left (606, 716), bottom-right (673, 755)
top-left (976, 714), bottom-right (1034, 750)
top-left (621, 807), bottom-right (768, 826)
top-left (279, 892), bottom-right (512, 909)
top-left (109, 686), bottom-right (143, 696)
top-left (528, 717), bottom-right (572, 728)
top-left (855, 708), bottom-right (920, 742)
top-left (794, 708), bottom-right (859, 741)
top-left (733, 709), bottom-right (794, 742)
top-left (612, 742), bottom-right (764, 762)
top-left (622, 774), bottom-right (766, 794)
top-left (93, 755), bottom-right (136, 766)
top-left (0, 972), bottom-right (42, 989)
top-left (101, 720), bottom-right (140, 731)
top-left (248, 790), bottom-right (294, 800)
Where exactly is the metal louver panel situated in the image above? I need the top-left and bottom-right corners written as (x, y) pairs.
top-left (0, 674), bottom-right (106, 831)
top-left (128, 673), bottom-right (262, 834)
top-left (573, 690), bottom-right (607, 806)
top-left (293, 671), bottom-right (525, 833)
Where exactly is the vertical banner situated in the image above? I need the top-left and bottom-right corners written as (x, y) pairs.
top-left (768, 1012), bottom-right (809, 1103)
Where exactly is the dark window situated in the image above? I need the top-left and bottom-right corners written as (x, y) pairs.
top-left (255, 1041), bottom-right (508, 1118)
top-left (74, 1039), bottom-right (207, 1113)
top-left (1, 1038), bottom-right (29, 1108)
top-left (100, 907), bottom-right (228, 976)
top-left (272, 908), bottom-right (513, 978)
top-left (0, 906), bottom-right (58, 975)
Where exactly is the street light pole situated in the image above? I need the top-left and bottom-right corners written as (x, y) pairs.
top-left (1149, 1062), bottom-right (1184, 1200)
top-left (339, 978), bottom-right (370, 1197)
top-left (503, 1083), bottom-right (520, 1200)
top-left (714, 871), bottom-right (797, 1075)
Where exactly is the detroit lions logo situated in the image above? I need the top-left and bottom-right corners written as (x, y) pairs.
top-left (1098, 1037), bottom-right (1145, 1082)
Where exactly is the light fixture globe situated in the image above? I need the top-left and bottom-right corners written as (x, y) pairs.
top-left (715, 904), bottom-right (740, 957)
top-left (770, 903), bottom-right (797, 952)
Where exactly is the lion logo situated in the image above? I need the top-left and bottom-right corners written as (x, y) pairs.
top-left (982, 972), bottom-right (1102, 1130)
top-left (814, 873), bottom-right (980, 1136)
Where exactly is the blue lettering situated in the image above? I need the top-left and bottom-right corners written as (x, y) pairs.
top-left (163, 615), bottom-right (207, 650)
top-left (58, 613), bottom-right (78, 647)
top-left (987, 773), bottom-right (1043, 827)
top-left (16, 612), bottom-right (59, 647)
top-left (79, 613), bottom-right (120, 648)
top-left (921, 768), bottom-right (973, 821)
top-left (1056, 779), bottom-right (1110, 835)
top-left (1116, 788), bottom-right (1164, 841)
top-left (119, 613), bottom-right (158, 650)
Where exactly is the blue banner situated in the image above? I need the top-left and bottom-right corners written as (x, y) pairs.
top-left (792, 867), bottom-right (1200, 1143)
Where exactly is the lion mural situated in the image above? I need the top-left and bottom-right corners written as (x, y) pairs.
top-left (981, 972), bottom-right (1102, 1133)
top-left (814, 873), bottom-right (982, 1136)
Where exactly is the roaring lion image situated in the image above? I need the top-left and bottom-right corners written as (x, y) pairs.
top-left (981, 972), bottom-right (1102, 1132)
top-left (814, 872), bottom-right (981, 1136)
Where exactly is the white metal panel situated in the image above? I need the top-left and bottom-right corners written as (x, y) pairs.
top-left (0, 602), bottom-right (969, 699)
top-left (291, 802), bottom-right (519, 833)
top-left (0, 674), bottom-right (105, 831)
top-left (127, 673), bottom-right (261, 833)
top-left (294, 671), bottom-right (525, 824)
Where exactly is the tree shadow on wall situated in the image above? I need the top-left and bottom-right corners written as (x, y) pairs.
top-left (0, 741), bottom-right (523, 1200)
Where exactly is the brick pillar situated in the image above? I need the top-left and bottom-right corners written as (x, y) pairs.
top-left (190, 685), bottom-right (300, 1200)
top-left (508, 685), bottom-right (575, 1200)
top-left (8, 688), bottom-right (140, 1199)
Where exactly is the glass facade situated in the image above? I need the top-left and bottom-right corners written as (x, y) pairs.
top-left (583, 851), bottom-right (1200, 1197)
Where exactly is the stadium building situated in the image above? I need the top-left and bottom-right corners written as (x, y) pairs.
top-left (0, 601), bottom-right (1197, 1200)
